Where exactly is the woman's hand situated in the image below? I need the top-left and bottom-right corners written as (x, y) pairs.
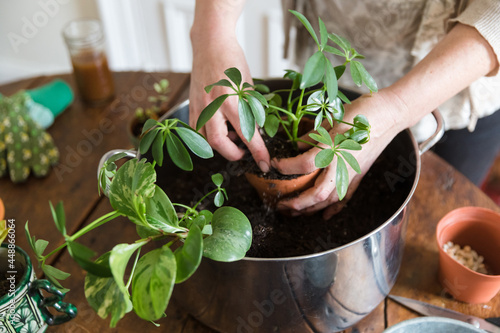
top-left (189, 0), bottom-right (270, 172)
top-left (272, 90), bottom-right (404, 219)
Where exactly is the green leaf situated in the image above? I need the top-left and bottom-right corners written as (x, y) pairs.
top-left (317, 126), bottom-right (333, 146)
top-left (109, 159), bottom-right (156, 225)
top-left (350, 61), bottom-right (362, 87)
top-left (334, 65), bottom-right (346, 79)
top-left (334, 133), bottom-right (347, 146)
top-left (174, 225), bottom-right (203, 283)
top-left (25, 222), bottom-right (36, 256)
top-left (151, 131), bottom-right (164, 166)
top-left (315, 149), bottom-right (335, 168)
top-left (136, 225), bottom-right (162, 239)
top-left (348, 129), bottom-right (370, 144)
top-left (289, 10), bottom-right (319, 46)
top-left (238, 99), bottom-right (255, 142)
top-left (49, 201), bottom-right (66, 235)
top-left (264, 114), bottom-right (280, 137)
top-left (196, 94), bottom-right (229, 130)
top-left (145, 185), bottom-right (185, 233)
top-left (328, 33), bottom-right (351, 53)
top-left (175, 127), bottom-right (213, 159)
top-left (314, 111), bottom-right (323, 130)
top-left (337, 90), bottom-right (351, 104)
top-left (139, 128), bottom-right (159, 155)
top-left (252, 84), bottom-right (270, 94)
top-left (198, 210), bottom-right (213, 225)
top-left (85, 253), bottom-right (132, 327)
top-left (324, 45), bottom-right (345, 57)
top-left (211, 173), bottom-right (223, 186)
top-left (354, 115), bottom-right (370, 129)
top-left (190, 215), bottom-right (207, 231)
top-left (42, 264), bottom-right (71, 281)
top-left (34, 239), bottom-right (49, 257)
top-left (336, 156), bottom-right (349, 200)
top-left (67, 240), bottom-right (112, 277)
top-left (214, 191), bottom-right (224, 207)
top-left (224, 67), bottom-right (242, 87)
top-left (245, 90), bottom-right (268, 106)
top-left (319, 17), bottom-right (328, 50)
top-left (325, 61), bottom-right (338, 103)
top-left (338, 139), bottom-right (362, 151)
top-left (301, 51), bottom-right (326, 89)
top-left (166, 132), bottom-right (193, 171)
top-left (246, 94), bottom-right (266, 127)
top-left (203, 207), bottom-right (252, 262)
top-left (204, 79), bottom-right (233, 93)
top-left (141, 118), bottom-right (160, 135)
top-left (109, 241), bottom-right (147, 302)
top-left (339, 151), bottom-right (361, 174)
top-left (352, 61), bottom-right (378, 92)
top-left (132, 245), bottom-right (176, 321)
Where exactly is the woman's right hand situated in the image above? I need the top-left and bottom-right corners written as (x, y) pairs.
top-left (189, 0), bottom-right (270, 172)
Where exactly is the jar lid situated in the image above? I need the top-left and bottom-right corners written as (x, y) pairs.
top-left (62, 19), bottom-right (104, 47)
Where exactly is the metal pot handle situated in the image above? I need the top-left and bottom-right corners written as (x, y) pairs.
top-left (418, 109), bottom-right (444, 155)
top-left (97, 149), bottom-right (137, 194)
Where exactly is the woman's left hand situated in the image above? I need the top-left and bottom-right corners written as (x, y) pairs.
top-left (271, 90), bottom-right (405, 219)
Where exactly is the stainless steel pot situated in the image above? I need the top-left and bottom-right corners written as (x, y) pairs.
top-left (99, 96), bottom-right (443, 333)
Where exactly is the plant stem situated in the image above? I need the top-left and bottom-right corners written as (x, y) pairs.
top-left (125, 248), bottom-right (142, 290)
top-left (296, 138), bottom-right (322, 149)
top-left (42, 211), bottom-right (120, 260)
top-left (70, 211), bottom-right (121, 241)
top-left (192, 189), bottom-right (219, 211)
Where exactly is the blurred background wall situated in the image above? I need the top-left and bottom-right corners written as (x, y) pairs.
top-left (0, 0), bottom-right (294, 85)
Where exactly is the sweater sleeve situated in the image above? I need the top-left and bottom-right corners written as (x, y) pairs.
top-left (449, 0), bottom-right (500, 75)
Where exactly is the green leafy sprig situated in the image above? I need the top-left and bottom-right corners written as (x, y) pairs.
top-left (26, 119), bottom-right (252, 327)
top-left (197, 10), bottom-right (378, 200)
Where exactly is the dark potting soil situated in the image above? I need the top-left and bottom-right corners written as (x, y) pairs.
top-left (153, 132), bottom-right (415, 258)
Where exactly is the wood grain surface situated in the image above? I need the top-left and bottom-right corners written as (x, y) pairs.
top-left (0, 72), bottom-right (498, 333)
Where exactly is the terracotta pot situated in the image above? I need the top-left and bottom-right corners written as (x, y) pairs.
top-left (245, 168), bottom-right (321, 206)
top-left (436, 206), bottom-right (500, 303)
top-left (0, 197), bottom-right (4, 221)
top-left (244, 117), bottom-right (321, 206)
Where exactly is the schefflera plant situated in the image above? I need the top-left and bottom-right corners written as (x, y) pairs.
top-left (25, 119), bottom-right (252, 327)
top-left (196, 10), bottom-right (377, 200)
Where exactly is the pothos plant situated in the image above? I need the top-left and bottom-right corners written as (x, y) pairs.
top-left (24, 118), bottom-right (252, 327)
top-left (196, 10), bottom-right (377, 200)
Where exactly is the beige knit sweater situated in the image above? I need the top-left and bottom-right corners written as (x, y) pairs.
top-left (282, 0), bottom-right (500, 140)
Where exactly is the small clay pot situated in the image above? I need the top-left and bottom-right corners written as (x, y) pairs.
top-left (245, 117), bottom-right (321, 207)
top-left (0, 197), bottom-right (4, 221)
top-left (245, 168), bottom-right (321, 207)
top-left (436, 206), bottom-right (500, 303)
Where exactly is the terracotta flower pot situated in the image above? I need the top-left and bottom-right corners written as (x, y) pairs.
top-left (0, 197), bottom-right (4, 221)
top-left (436, 206), bottom-right (500, 303)
top-left (244, 117), bottom-right (321, 206)
top-left (244, 168), bottom-right (321, 206)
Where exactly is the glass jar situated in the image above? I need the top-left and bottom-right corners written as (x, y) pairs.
top-left (62, 19), bottom-right (115, 106)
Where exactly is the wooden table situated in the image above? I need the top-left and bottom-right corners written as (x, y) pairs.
top-left (1, 72), bottom-right (498, 332)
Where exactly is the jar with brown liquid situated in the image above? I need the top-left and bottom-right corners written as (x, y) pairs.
top-left (63, 19), bottom-right (115, 106)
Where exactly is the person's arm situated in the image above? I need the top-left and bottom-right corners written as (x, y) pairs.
top-left (273, 23), bottom-right (499, 219)
top-left (189, 0), bottom-right (271, 172)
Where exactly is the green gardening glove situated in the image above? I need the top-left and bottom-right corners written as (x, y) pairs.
top-left (0, 92), bottom-right (59, 183)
